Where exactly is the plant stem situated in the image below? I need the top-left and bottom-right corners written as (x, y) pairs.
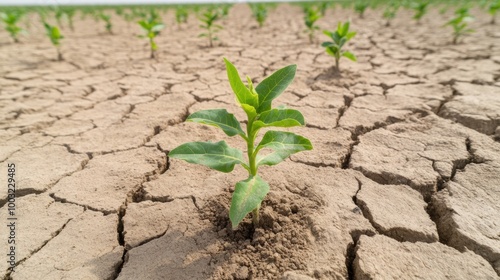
top-left (209, 28), bottom-right (213, 47)
top-left (57, 47), bottom-right (63, 61)
top-left (247, 119), bottom-right (257, 177)
top-left (247, 118), bottom-right (259, 227)
top-left (252, 205), bottom-right (260, 226)
top-left (150, 38), bottom-right (155, 59)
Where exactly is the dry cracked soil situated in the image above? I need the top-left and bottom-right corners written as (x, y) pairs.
top-left (1, 4), bottom-right (500, 280)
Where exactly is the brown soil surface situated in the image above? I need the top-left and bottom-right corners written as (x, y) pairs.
top-left (1, 4), bottom-right (500, 280)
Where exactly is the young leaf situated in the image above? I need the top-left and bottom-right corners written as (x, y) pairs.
top-left (253, 108), bottom-right (305, 130)
top-left (138, 20), bottom-right (149, 30)
top-left (169, 141), bottom-right (245, 172)
top-left (187, 109), bottom-right (246, 138)
top-left (255, 131), bottom-right (312, 166)
top-left (229, 175), bottom-right (269, 229)
top-left (255, 64), bottom-right (297, 113)
top-left (342, 51), bottom-right (357, 61)
top-left (223, 58), bottom-right (259, 112)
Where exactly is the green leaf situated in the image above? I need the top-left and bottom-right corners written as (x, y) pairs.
top-left (255, 64), bottom-right (296, 113)
top-left (229, 175), bottom-right (269, 229)
top-left (255, 131), bottom-right (312, 166)
top-left (138, 20), bottom-right (150, 30)
top-left (321, 41), bottom-right (334, 47)
top-left (341, 21), bottom-right (350, 36)
top-left (169, 141), bottom-right (245, 173)
top-left (253, 108), bottom-right (304, 131)
top-left (151, 24), bottom-right (164, 32)
top-left (187, 109), bottom-right (246, 137)
top-left (51, 26), bottom-right (61, 38)
top-left (323, 30), bottom-right (333, 38)
top-left (342, 51), bottom-right (357, 61)
top-left (223, 58), bottom-right (259, 115)
top-left (346, 31), bottom-right (356, 41)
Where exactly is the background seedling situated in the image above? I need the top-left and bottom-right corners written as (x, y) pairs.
top-left (1, 11), bottom-right (24, 43)
top-left (175, 6), bottom-right (188, 26)
top-left (198, 8), bottom-right (222, 47)
top-left (55, 8), bottom-right (65, 29)
top-left (99, 12), bottom-right (113, 34)
top-left (138, 11), bottom-right (164, 59)
top-left (318, 2), bottom-right (330, 16)
top-left (219, 4), bottom-right (232, 19)
top-left (322, 21), bottom-right (357, 72)
top-left (121, 9), bottom-right (136, 27)
top-left (412, 0), bottom-right (429, 22)
top-left (446, 7), bottom-right (474, 44)
top-left (169, 58), bottom-right (312, 229)
top-left (354, 0), bottom-right (369, 18)
top-left (489, 0), bottom-right (500, 24)
top-left (44, 22), bottom-right (64, 61)
top-left (383, 2), bottom-right (400, 27)
top-left (250, 3), bottom-right (268, 28)
top-left (64, 8), bottom-right (76, 31)
top-left (304, 6), bottom-right (322, 43)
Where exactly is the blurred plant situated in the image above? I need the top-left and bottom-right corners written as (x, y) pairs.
top-left (198, 8), bottom-right (222, 47)
top-left (412, 0), bottom-right (429, 22)
top-left (175, 6), bottom-right (188, 25)
top-left (64, 8), bottom-right (76, 31)
top-left (1, 11), bottom-right (23, 43)
top-left (55, 8), bottom-right (64, 28)
top-left (318, 1), bottom-right (330, 16)
top-left (250, 4), bottom-right (268, 28)
top-left (383, 2), bottom-right (400, 26)
top-left (304, 6), bottom-right (322, 43)
top-left (99, 13), bottom-right (113, 34)
top-left (446, 7), bottom-right (474, 44)
top-left (354, 0), bottom-right (369, 18)
top-left (219, 4), bottom-right (232, 18)
top-left (322, 21), bottom-right (357, 72)
top-left (489, 0), bottom-right (500, 24)
top-left (138, 11), bottom-right (164, 59)
top-left (44, 22), bottom-right (64, 61)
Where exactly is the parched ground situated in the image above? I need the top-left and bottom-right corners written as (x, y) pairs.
top-left (1, 4), bottom-right (500, 280)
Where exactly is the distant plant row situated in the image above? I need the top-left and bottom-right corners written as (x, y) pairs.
top-left (1, 0), bottom-right (498, 62)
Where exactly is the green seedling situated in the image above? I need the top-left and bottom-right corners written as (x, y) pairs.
top-left (198, 9), bottom-right (222, 47)
top-left (169, 58), bottom-right (312, 229)
top-left (322, 21), bottom-right (357, 72)
top-left (1, 11), bottom-right (23, 43)
top-left (44, 22), bottom-right (64, 61)
top-left (138, 13), bottom-right (164, 59)
top-left (383, 2), bottom-right (399, 27)
top-left (412, 0), bottom-right (429, 22)
top-left (304, 6), bottom-right (322, 43)
top-left (55, 8), bottom-right (64, 28)
top-left (121, 10), bottom-right (136, 27)
top-left (318, 2), bottom-right (330, 16)
top-left (446, 8), bottom-right (474, 44)
top-left (175, 6), bottom-right (188, 25)
top-left (219, 4), bottom-right (232, 18)
top-left (99, 13), bottom-right (113, 34)
top-left (354, 1), bottom-right (369, 18)
top-left (489, 0), bottom-right (500, 24)
top-left (250, 3), bottom-right (268, 28)
top-left (64, 8), bottom-right (76, 31)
